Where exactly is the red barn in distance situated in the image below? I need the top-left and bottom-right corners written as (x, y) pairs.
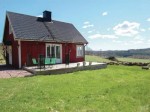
top-left (3, 11), bottom-right (88, 68)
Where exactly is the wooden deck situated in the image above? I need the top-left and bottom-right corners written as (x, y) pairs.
top-left (24, 62), bottom-right (107, 75)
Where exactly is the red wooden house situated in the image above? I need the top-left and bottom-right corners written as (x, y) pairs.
top-left (2, 11), bottom-right (88, 68)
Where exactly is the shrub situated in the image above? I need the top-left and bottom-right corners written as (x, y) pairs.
top-left (106, 56), bottom-right (118, 61)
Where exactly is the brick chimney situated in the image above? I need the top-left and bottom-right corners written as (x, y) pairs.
top-left (43, 10), bottom-right (52, 22)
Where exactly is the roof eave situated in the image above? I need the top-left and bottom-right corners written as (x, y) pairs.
top-left (15, 38), bottom-right (88, 44)
top-left (2, 14), bottom-right (7, 43)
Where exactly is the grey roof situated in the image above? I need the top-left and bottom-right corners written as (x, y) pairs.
top-left (6, 11), bottom-right (88, 44)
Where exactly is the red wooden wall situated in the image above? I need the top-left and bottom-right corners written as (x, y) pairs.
top-left (21, 41), bottom-right (45, 66)
top-left (3, 17), bottom-right (19, 68)
top-left (21, 41), bottom-right (84, 66)
top-left (62, 43), bottom-right (84, 63)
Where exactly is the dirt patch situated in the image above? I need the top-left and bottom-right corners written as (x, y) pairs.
top-left (0, 65), bottom-right (33, 78)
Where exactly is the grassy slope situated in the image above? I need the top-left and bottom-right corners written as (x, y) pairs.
top-left (85, 55), bottom-right (112, 62)
top-left (117, 57), bottom-right (150, 63)
top-left (0, 65), bottom-right (150, 112)
top-left (86, 55), bottom-right (150, 63)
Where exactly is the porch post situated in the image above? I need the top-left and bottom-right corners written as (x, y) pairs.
top-left (18, 40), bottom-right (21, 68)
top-left (83, 44), bottom-right (85, 61)
top-left (83, 44), bottom-right (87, 61)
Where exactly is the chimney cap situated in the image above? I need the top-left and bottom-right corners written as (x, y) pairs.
top-left (43, 10), bottom-right (52, 13)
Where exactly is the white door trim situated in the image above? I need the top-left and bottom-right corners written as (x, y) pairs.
top-left (46, 43), bottom-right (62, 63)
top-left (18, 40), bottom-right (21, 68)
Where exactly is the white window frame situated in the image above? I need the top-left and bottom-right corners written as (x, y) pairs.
top-left (76, 45), bottom-right (84, 57)
top-left (45, 43), bottom-right (62, 63)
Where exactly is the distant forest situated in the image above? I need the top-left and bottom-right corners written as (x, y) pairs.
top-left (86, 48), bottom-right (150, 59)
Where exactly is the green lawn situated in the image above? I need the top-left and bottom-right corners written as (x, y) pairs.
top-left (85, 55), bottom-right (112, 63)
top-left (0, 65), bottom-right (150, 112)
top-left (117, 57), bottom-right (150, 63)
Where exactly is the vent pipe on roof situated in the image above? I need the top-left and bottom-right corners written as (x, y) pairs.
top-left (43, 10), bottom-right (52, 22)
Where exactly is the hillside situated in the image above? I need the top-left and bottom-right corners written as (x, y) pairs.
top-left (86, 48), bottom-right (150, 59)
top-left (0, 65), bottom-right (150, 112)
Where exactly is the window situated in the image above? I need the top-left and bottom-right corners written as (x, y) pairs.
top-left (76, 45), bottom-right (84, 57)
top-left (46, 44), bottom-right (61, 59)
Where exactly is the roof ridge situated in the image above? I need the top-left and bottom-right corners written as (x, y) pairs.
top-left (6, 11), bottom-right (73, 25)
top-left (52, 20), bottom-right (73, 25)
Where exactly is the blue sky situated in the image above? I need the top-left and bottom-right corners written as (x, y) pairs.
top-left (0, 0), bottom-right (150, 50)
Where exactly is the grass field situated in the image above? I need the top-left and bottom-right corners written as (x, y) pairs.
top-left (0, 65), bottom-right (150, 112)
top-left (117, 57), bottom-right (150, 63)
top-left (86, 55), bottom-right (150, 63)
top-left (85, 55), bottom-right (112, 63)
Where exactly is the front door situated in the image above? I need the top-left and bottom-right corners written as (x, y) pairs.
top-left (46, 44), bottom-right (62, 63)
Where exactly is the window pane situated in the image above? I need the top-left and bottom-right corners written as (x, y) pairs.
top-left (56, 46), bottom-right (60, 58)
top-left (51, 46), bottom-right (55, 58)
top-left (76, 45), bottom-right (83, 57)
top-left (47, 46), bottom-right (50, 57)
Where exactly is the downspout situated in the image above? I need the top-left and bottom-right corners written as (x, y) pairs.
top-left (84, 43), bottom-right (88, 61)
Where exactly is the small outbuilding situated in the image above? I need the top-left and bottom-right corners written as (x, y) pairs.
top-left (2, 11), bottom-right (88, 68)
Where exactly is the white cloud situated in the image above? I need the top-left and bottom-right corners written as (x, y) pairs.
top-left (82, 24), bottom-right (94, 29)
top-left (82, 21), bottom-right (94, 28)
top-left (148, 28), bottom-right (150, 30)
top-left (124, 40), bottom-right (144, 46)
top-left (88, 31), bottom-right (93, 33)
top-left (113, 21), bottom-right (140, 37)
top-left (102, 12), bottom-right (108, 16)
top-left (112, 40), bottom-right (122, 43)
top-left (87, 29), bottom-right (95, 33)
top-left (37, 15), bottom-right (42, 17)
top-left (140, 28), bottom-right (146, 32)
top-left (132, 40), bottom-right (144, 44)
top-left (147, 18), bottom-right (150, 22)
top-left (134, 36), bottom-right (144, 41)
top-left (84, 21), bottom-right (90, 24)
top-left (88, 34), bottom-right (118, 39)
top-left (107, 28), bottom-right (110, 31)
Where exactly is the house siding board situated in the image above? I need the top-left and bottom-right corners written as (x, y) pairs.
top-left (21, 41), bottom-right (45, 66)
top-left (70, 43), bottom-right (84, 62)
top-left (62, 43), bottom-right (84, 63)
top-left (12, 40), bottom-right (19, 68)
top-left (3, 17), bottom-right (9, 41)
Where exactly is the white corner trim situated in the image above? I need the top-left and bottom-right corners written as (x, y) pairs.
top-left (18, 40), bottom-right (21, 68)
